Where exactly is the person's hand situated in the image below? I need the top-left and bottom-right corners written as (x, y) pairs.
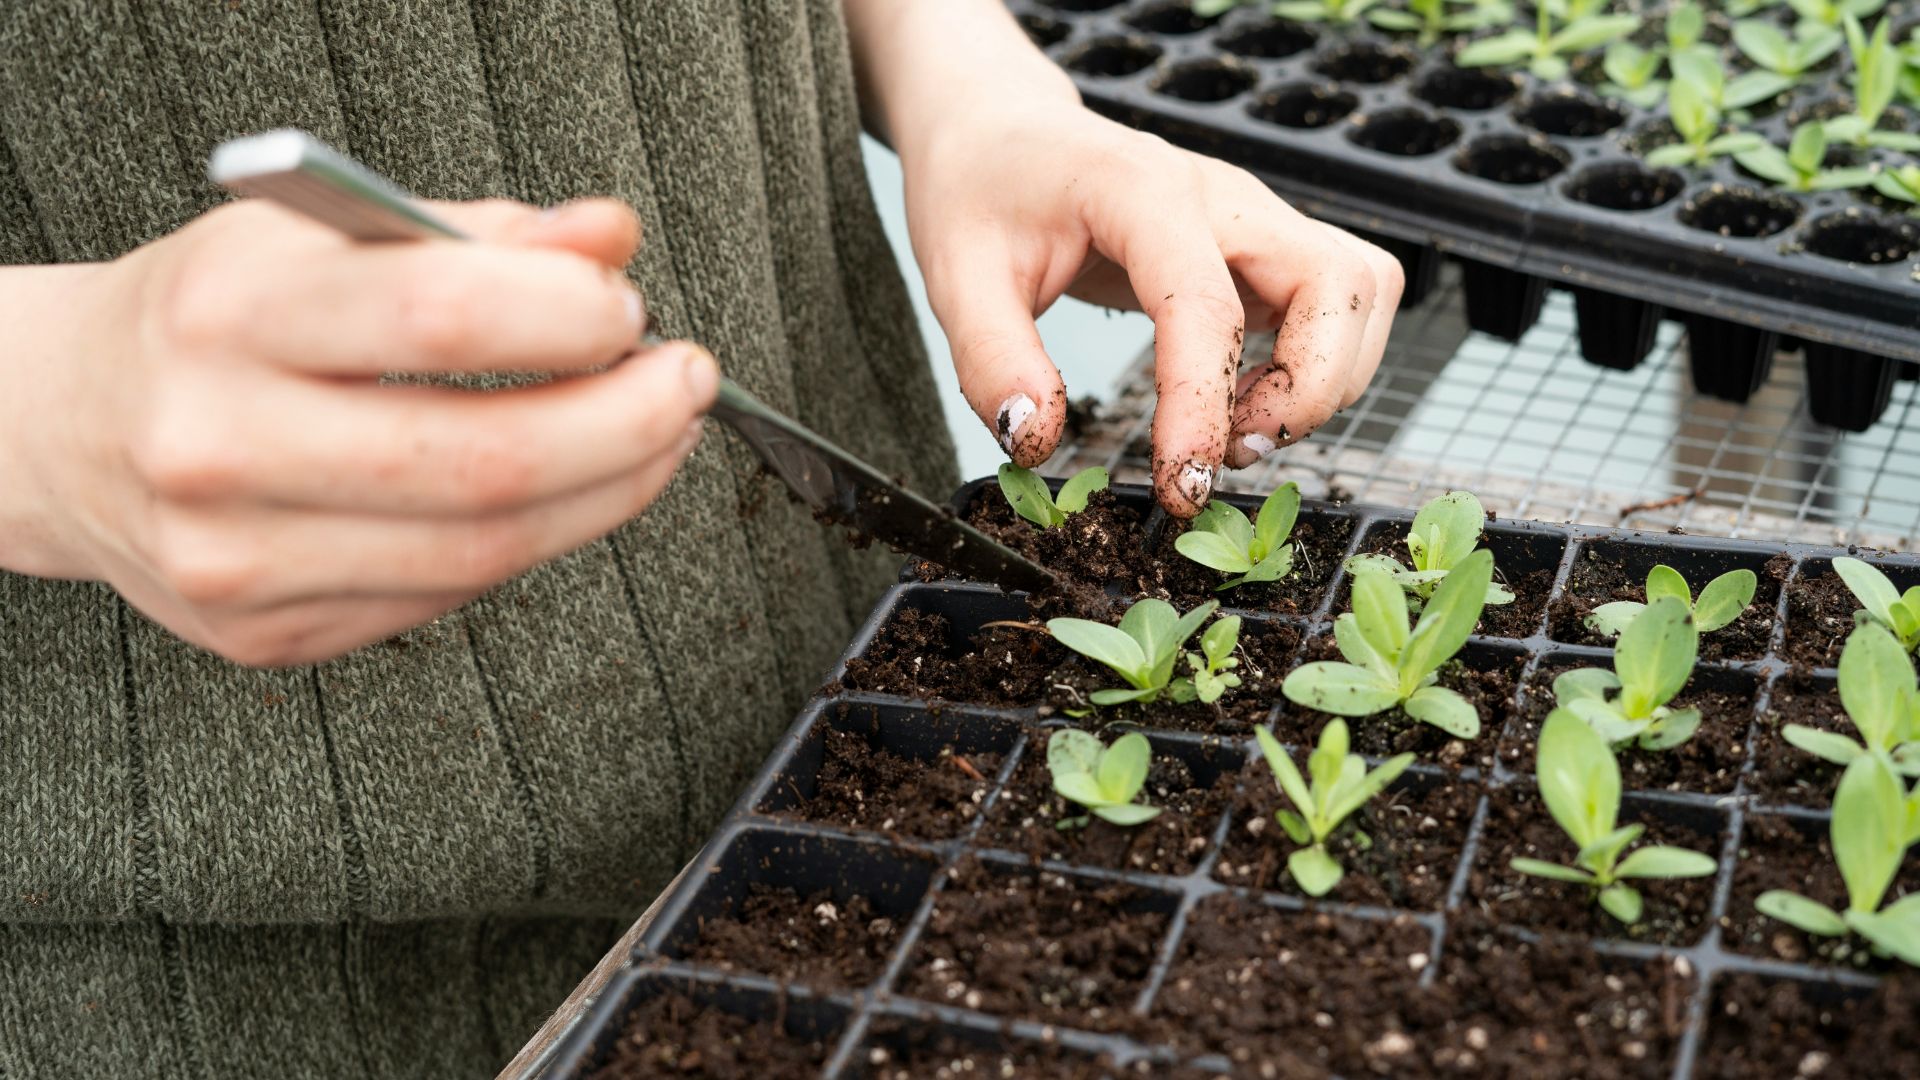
top-left (0, 198), bottom-right (716, 666)
top-left (903, 103), bottom-right (1401, 517)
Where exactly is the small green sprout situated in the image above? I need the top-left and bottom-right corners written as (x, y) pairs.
top-left (1181, 615), bottom-right (1245, 705)
top-left (1368, 0), bottom-right (1512, 47)
top-left (1511, 709), bottom-right (1718, 924)
top-left (997, 464), bottom-right (1108, 529)
top-left (1252, 721), bottom-right (1414, 896)
top-left (1455, 0), bottom-right (1639, 81)
top-left (1756, 753), bottom-right (1920, 965)
top-left (1283, 550), bottom-right (1492, 739)
top-left (1268, 0), bottom-right (1386, 26)
top-left (1175, 482), bottom-right (1301, 590)
top-left (1583, 564), bottom-right (1758, 639)
top-left (1833, 556), bottom-right (1920, 653)
top-left (1668, 46), bottom-right (1798, 116)
top-left (1644, 69), bottom-right (1768, 168)
top-left (1047, 599), bottom-right (1219, 706)
top-left (1872, 163), bottom-right (1920, 208)
top-left (1786, 0), bottom-right (1886, 34)
top-left (1345, 490), bottom-right (1513, 610)
top-left (1599, 41), bottom-right (1668, 108)
top-left (1553, 596), bottom-right (1702, 750)
top-left (1824, 15), bottom-right (1920, 150)
top-left (1731, 18), bottom-right (1844, 83)
top-left (1734, 122), bottom-right (1878, 192)
top-left (1047, 730), bottom-right (1161, 831)
top-left (1782, 622), bottom-right (1920, 776)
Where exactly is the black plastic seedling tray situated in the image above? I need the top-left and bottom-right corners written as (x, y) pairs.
top-left (546, 481), bottom-right (1920, 1078)
top-left (1007, 0), bottom-right (1920, 432)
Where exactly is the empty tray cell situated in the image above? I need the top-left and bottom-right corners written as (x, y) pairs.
top-left (1546, 536), bottom-right (1786, 662)
top-left (1506, 654), bottom-right (1759, 795)
top-left (567, 972), bottom-right (848, 1079)
top-left (1123, 0), bottom-right (1221, 35)
top-left (1346, 106), bottom-right (1462, 156)
top-left (1018, 12), bottom-right (1071, 49)
top-left (1746, 671), bottom-right (1845, 810)
top-left (1268, 638), bottom-right (1528, 768)
top-left (1695, 974), bottom-right (1920, 1080)
top-left (756, 699), bottom-right (1019, 841)
top-left (1410, 64), bottom-right (1519, 111)
top-left (1679, 184), bottom-right (1801, 239)
top-left (1312, 40), bottom-right (1415, 84)
top-left (1215, 762), bottom-right (1478, 910)
top-left (832, 585), bottom-right (1058, 708)
top-left (1512, 90), bottom-right (1627, 138)
top-left (1572, 287), bottom-right (1662, 372)
top-left (1247, 80), bottom-right (1357, 129)
top-left (1215, 17), bottom-right (1318, 59)
top-left (854, 1015), bottom-right (1133, 1079)
top-left (978, 729), bottom-right (1239, 876)
top-left (1562, 160), bottom-right (1685, 212)
top-left (1805, 342), bottom-right (1900, 432)
top-left (1802, 208), bottom-right (1920, 266)
top-left (901, 858), bottom-right (1178, 1031)
top-left (1150, 895), bottom-right (1433, 1070)
top-left (1149, 57), bottom-right (1256, 103)
top-left (1781, 553), bottom-right (1920, 669)
top-left (1459, 260), bottom-right (1548, 341)
top-left (651, 829), bottom-right (937, 990)
top-left (1060, 34), bottom-right (1162, 78)
top-left (1345, 517), bottom-right (1569, 640)
top-left (1682, 314), bottom-right (1778, 404)
top-left (1723, 811), bottom-right (1920, 972)
top-left (1453, 133), bottom-right (1571, 185)
top-left (1464, 788), bottom-right (1727, 947)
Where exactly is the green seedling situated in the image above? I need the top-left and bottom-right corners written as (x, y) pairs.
top-left (1345, 490), bottom-right (1514, 610)
top-left (997, 464), bottom-right (1109, 529)
top-left (1786, 0), bottom-right (1886, 34)
top-left (1833, 555), bottom-right (1920, 653)
top-left (1047, 599), bottom-right (1219, 706)
top-left (1782, 622), bottom-right (1920, 776)
top-left (1269, 0), bottom-right (1386, 26)
top-left (1182, 615), bottom-right (1245, 705)
top-left (1668, 46), bottom-right (1799, 115)
top-left (1510, 709), bottom-right (1718, 924)
top-left (1729, 0), bottom-right (1786, 15)
top-left (1282, 550), bottom-right (1492, 739)
top-left (1825, 15), bottom-right (1920, 149)
top-left (1252, 721), bottom-right (1414, 896)
top-left (1583, 564), bottom-right (1758, 639)
top-left (1456, 0), bottom-right (1639, 81)
top-left (1368, 0), bottom-right (1512, 47)
top-left (1732, 18), bottom-right (1844, 82)
top-left (1047, 729), bottom-right (1161, 830)
top-left (1599, 4), bottom-right (1710, 108)
top-left (1734, 121), bottom-right (1878, 191)
top-left (1756, 753), bottom-right (1920, 965)
top-left (1175, 482), bottom-right (1301, 590)
top-left (1645, 70), bottom-right (1768, 167)
top-left (1871, 163), bottom-right (1920, 207)
top-left (1553, 596), bottom-right (1702, 750)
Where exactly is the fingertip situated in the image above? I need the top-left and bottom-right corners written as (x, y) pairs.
top-left (1153, 456), bottom-right (1216, 519)
top-left (675, 344), bottom-right (721, 410)
top-left (523, 198), bottom-right (643, 268)
top-left (1224, 431), bottom-right (1277, 470)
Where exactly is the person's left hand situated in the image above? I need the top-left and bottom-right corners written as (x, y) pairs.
top-left (902, 102), bottom-right (1402, 518)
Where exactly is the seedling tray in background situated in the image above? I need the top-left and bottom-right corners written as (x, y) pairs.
top-left (1008, 0), bottom-right (1920, 433)
top-left (543, 481), bottom-right (1920, 1078)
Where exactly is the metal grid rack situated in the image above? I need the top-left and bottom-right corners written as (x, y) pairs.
top-left (1051, 270), bottom-right (1920, 551)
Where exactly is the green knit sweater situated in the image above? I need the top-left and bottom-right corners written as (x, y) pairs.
top-left (0, 3), bottom-right (957, 1076)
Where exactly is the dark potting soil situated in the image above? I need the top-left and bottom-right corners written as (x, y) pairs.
top-left (976, 739), bottom-right (1235, 876)
top-left (1466, 789), bottom-right (1722, 947)
top-left (960, 486), bottom-right (1354, 617)
top-left (681, 884), bottom-right (899, 991)
top-left (1545, 553), bottom-right (1788, 663)
top-left (1344, 524), bottom-right (1554, 640)
top-left (1780, 568), bottom-right (1866, 668)
top-left (857, 1020), bottom-right (1212, 1079)
top-left (1694, 973), bottom-right (1920, 1080)
top-left (581, 990), bottom-right (836, 1079)
top-left (900, 859), bottom-right (1170, 1031)
top-left (1501, 661), bottom-right (1756, 795)
top-left (1745, 673), bottom-right (1844, 810)
top-left (1722, 812), bottom-right (1920, 970)
top-left (1267, 633), bottom-right (1524, 770)
top-left (775, 724), bottom-right (1000, 841)
top-left (833, 608), bottom-right (1063, 708)
top-left (1042, 617), bottom-right (1302, 734)
top-left (1213, 766), bottom-right (1478, 910)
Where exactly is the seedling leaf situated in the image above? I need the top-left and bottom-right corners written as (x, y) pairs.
top-left (1757, 889), bottom-right (1849, 935)
top-left (1404, 685), bottom-right (1481, 739)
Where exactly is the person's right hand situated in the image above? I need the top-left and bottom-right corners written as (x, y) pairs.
top-left (0, 197), bottom-right (717, 667)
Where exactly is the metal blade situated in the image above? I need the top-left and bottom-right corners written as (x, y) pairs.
top-left (207, 129), bottom-right (1056, 594)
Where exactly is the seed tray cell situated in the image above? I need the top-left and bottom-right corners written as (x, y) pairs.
top-left (1010, 0), bottom-right (1920, 432)
top-left (545, 480), bottom-right (1917, 1077)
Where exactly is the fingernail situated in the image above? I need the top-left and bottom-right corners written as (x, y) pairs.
top-left (1178, 459), bottom-right (1215, 509)
top-left (623, 290), bottom-right (645, 336)
top-left (995, 393), bottom-right (1036, 456)
top-left (1238, 432), bottom-right (1277, 462)
top-left (677, 418), bottom-right (705, 455)
top-left (682, 348), bottom-right (719, 403)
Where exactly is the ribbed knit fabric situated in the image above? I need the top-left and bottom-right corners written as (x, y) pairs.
top-left (0, 3), bottom-right (958, 1076)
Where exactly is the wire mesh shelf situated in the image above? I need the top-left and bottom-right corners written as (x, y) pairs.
top-left (1051, 269), bottom-right (1920, 552)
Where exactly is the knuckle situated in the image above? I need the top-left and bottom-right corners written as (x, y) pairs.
top-left (1175, 280), bottom-right (1245, 331)
top-left (447, 426), bottom-right (541, 513)
top-left (158, 251), bottom-right (249, 351)
top-left (451, 519), bottom-right (535, 585)
top-left (132, 412), bottom-right (242, 502)
top-left (395, 271), bottom-right (480, 359)
top-left (150, 524), bottom-right (258, 608)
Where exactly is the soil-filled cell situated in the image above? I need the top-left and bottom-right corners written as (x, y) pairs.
top-left (1544, 539), bottom-right (1786, 662)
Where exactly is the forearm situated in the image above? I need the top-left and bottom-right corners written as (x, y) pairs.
top-left (842, 0), bottom-right (1080, 158)
top-left (0, 263), bottom-right (111, 580)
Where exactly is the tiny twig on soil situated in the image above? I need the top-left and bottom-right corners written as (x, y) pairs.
top-left (1615, 486), bottom-right (1704, 521)
top-left (980, 619), bottom-right (1050, 633)
top-left (951, 755), bottom-right (985, 782)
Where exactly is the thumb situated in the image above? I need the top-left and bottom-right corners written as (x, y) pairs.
top-left (928, 259), bottom-right (1066, 469)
